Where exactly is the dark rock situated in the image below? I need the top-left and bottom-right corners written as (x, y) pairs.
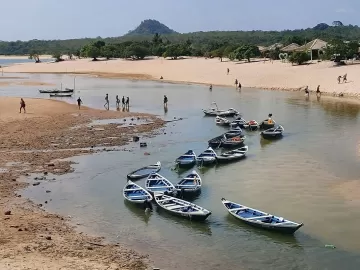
top-left (46, 190), bottom-right (51, 193)
top-left (12, 178), bottom-right (16, 182)
top-left (45, 236), bottom-right (52, 240)
top-left (45, 201), bottom-right (48, 204)
top-left (87, 247), bottom-right (93, 250)
top-left (25, 173), bottom-right (30, 176)
top-left (33, 182), bottom-right (40, 186)
top-left (4, 217), bottom-right (10, 220)
top-left (24, 228), bottom-right (28, 231)
top-left (34, 177), bottom-right (38, 180)
top-left (4, 211), bottom-right (11, 215)
top-left (44, 172), bottom-right (48, 175)
top-left (17, 195), bottom-right (21, 198)
top-left (47, 163), bottom-right (55, 167)
top-left (18, 228), bottom-right (23, 231)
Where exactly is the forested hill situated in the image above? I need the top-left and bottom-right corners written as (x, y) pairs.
top-left (1, 21), bottom-right (360, 55)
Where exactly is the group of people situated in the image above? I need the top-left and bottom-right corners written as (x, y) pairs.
top-left (337, 73), bottom-right (348, 84)
top-left (303, 85), bottom-right (321, 98)
top-left (103, 94), bottom-right (130, 110)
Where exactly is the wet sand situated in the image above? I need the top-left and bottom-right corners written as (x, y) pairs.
top-left (0, 97), bottom-right (164, 269)
top-left (3, 57), bottom-right (360, 97)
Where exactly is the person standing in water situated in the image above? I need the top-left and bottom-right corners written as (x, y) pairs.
top-left (19, 98), bottom-right (26, 113)
top-left (267, 113), bottom-right (273, 124)
top-left (125, 97), bottom-right (130, 109)
top-left (116, 95), bottom-right (120, 109)
top-left (209, 84), bottom-right (213, 91)
top-left (304, 86), bottom-right (310, 98)
top-left (77, 97), bottom-right (82, 110)
top-left (122, 96), bottom-right (125, 108)
top-left (316, 85), bottom-right (321, 97)
top-left (104, 94), bottom-right (109, 110)
top-left (163, 95), bottom-right (168, 108)
top-left (238, 82), bottom-right (242, 90)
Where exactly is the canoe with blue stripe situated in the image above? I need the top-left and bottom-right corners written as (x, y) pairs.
top-left (175, 150), bottom-right (197, 168)
top-left (196, 147), bottom-right (217, 165)
top-left (127, 161), bottom-right (161, 180)
top-left (221, 198), bottom-right (303, 234)
top-left (175, 170), bottom-right (202, 193)
top-left (123, 180), bottom-right (152, 204)
top-left (154, 192), bottom-right (211, 221)
top-left (145, 173), bottom-right (176, 194)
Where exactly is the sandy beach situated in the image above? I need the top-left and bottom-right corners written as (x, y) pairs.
top-left (3, 57), bottom-right (360, 97)
top-left (0, 97), bottom-right (164, 270)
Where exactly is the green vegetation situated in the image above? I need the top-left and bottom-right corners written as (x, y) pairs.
top-left (1, 20), bottom-right (359, 65)
top-left (323, 40), bottom-right (359, 61)
top-left (288, 51), bottom-right (310, 65)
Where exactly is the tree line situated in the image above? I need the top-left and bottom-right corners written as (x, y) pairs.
top-left (1, 22), bottom-right (360, 57)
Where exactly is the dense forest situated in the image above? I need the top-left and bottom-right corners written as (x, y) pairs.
top-left (0, 20), bottom-right (359, 59)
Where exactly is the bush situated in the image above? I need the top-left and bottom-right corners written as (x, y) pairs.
top-left (289, 51), bottom-right (310, 65)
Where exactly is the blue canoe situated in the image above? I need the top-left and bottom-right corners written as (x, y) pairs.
top-left (145, 173), bottom-right (176, 194)
top-left (175, 150), bottom-right (197, 168)
top-left (123, 180), bottom-right (152, 204)
top-left (175, 170), bottom-right (202, 193)
top-left (221, 198), bottom-right (303, 234)
top-left (127, 161), bottom-right (161, 180)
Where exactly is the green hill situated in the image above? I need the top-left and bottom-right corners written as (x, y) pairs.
top-left (125, 19), bottom-right (178, 36)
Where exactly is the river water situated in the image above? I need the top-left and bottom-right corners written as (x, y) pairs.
top-left (2, 73), bottom-right (360, 269)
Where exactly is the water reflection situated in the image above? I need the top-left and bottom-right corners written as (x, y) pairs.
top-left (124, 200), bottom-right (151, 225)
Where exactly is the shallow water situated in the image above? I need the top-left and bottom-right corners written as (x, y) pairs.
top-left (4, 74), bottom-right (360, 269)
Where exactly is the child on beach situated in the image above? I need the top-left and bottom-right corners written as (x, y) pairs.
top-left (77, 97), bottom-right (82, 109)
top-left (343, 73), bottom-right (347, 83)
top-left (19, 98), bottom-right (26, 113)
top-left (116, 95), bottom-right (120, 109)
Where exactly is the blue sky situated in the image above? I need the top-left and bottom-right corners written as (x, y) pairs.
top-left (0, 0), bottom-right (359, 41)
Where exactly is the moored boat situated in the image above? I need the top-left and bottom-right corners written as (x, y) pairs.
top-left (123, 180), bottom-right (153, 204)
top-left (127, 161), bottom-right (161, 180)
top-left (215, 116), bottom-right (231, 126)
top-left (203, 102), bottom-right (222, 116)
top-left (230, 117), bottom-right (247, 128)
top-left (217, 108), bottom-right (239, 117)
top-left (196, 147), bottom-right (217, 165)
top-left (49, 93), bottom-right (73, 97)
top-left (221, 135), bottom-right (246, 149)
top-left (39, 88), bottom-right (74, 94)
top-left (175, 150), bottom-right (197, 168)
top-left (225, 126), bottom-right (242, 138)
top-left (175, 170), bottom-right (202, 193)
top-left (221, 198), bottom-right (303, 234)
top-left (145, 173), bottom-right (176, 194)
top-left (243, 120), bottom-right (259, 131)
top-left (154, 192), bottom-right (211, 221)
top-left (216, 146), bottom-right (248, 163)
top-left (260, 125), bottom-right (284, 140)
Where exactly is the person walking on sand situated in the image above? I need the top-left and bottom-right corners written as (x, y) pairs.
top-left (77, 97), bottom-right (82, 109)
top-left (227, 68), bottom-right (230, 75)
top-left (343, 73), bottom-right (347, 83)
top-left (19, 98), bottom-right (26, 113)
top-left (316, 85), bottom-right (321, 97)
top-left (337, 75), bottom-right (342, 84)
top-left (122, 96), bottom-right (125, 108)
top-left (116, 95), bottom-right (120, 109)
top-left (163, 95), bottom-right (168, 108)
top-left (104, 94), bottom-right (109, 110)
top-left (126, 97), bottom-right (130, 108)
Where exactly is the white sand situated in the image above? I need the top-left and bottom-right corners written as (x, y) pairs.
top-left (3, 57), bottom-right (360, 96)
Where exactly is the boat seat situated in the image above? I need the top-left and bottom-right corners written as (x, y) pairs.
top-left (156, 198), bottom-right (173, 203)
top-left (167, 205), bottom-right (186, 210)
top-left (127, 195), bottom-right (148, 199)
top-left (124, 188), bottom-right (142, 192)
top-left (229, 207), bottom-right (248, 212)
top-left (247, 215), bottom-right (272, 220)
top-left (163, 203), bottom-right (177, 208)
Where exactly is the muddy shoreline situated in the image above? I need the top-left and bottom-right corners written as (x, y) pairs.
top-left (0, 97), bottom-right (165, 269)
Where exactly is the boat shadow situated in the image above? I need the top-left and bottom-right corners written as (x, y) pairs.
top-left (154, 206), bottom-right (213, 236)
top-left (124, 200), bottom-right (151, 225)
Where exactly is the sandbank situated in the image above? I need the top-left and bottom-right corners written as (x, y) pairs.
top-left (0, 97), bottom-right (164, 270)
top-left (3, 57), bottom-right (360, 97)
top-left (0, 55), bottom-right (52, 59)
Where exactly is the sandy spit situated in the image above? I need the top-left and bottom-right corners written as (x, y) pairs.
top-left (3, 57), bottom-right (360, 98)
top-left (0, 97), bottom-right (165, 270)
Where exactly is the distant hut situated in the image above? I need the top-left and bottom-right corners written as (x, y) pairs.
top-left (280, 43), bottom-right (300, 53)
top-left (295, 39), bottom-right (328, 61)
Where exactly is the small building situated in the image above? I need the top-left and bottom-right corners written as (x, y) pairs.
top-left (280, 43), bottom-right (300, 53)
top-left (296, 39), bottom-right (328, 60)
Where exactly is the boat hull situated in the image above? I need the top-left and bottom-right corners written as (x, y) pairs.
top-left (171, 211), bottom-right (211, 221)
top-left (216, 155), bottom-right (245, 164)
top-left (176, 160), bottom-right (196, 168)
top-left (260, 133), bottom-right (283, 140)
top-left (221, 141), bottom-right (245, 149)
top-left (259, 122), bottom-right (275, 130)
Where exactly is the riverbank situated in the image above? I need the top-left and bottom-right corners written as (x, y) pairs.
top-left (3, 57), bottom-right (360, 98)
top-left (0, 97), bottom-right (164, 269)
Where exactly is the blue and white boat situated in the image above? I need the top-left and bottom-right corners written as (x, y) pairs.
top-left (175, 170), bottom-right (202, 193)
top-left (127, 161), bottom-right (161, 180)
top-left (196, 147), bottom-right (217, 165)
top-left (221, 198), bottom-right (303, 234)
top-left (154, 192), bottom-right (211, 221)
top-left (175, 150), bottom-right (197, 168)
top-left (145, 173), bottom-right (176, 194)
top-left (123, 180), bottom-right (152, 204)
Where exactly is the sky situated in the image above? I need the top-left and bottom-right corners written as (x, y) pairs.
top-left (0, 0), bottom-right (359, 41)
